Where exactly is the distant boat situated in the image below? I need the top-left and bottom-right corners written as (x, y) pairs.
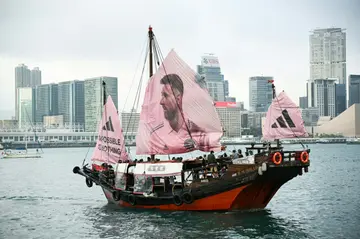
top-left (1, 136), bottom-right (43, 159)
top-left (1, 149), bottom-right (42, 159)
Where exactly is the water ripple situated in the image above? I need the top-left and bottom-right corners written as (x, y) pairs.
top-left (1, 145), bottom-right (360, 238)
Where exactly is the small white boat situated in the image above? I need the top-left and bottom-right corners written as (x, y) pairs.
top-left (1, 136), bottom-right (43, 159)
top-left (1, 150), bottom-right (42, 159)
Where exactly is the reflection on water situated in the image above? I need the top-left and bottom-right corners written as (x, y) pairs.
top-left (85, 204), bottom-right (311, 239)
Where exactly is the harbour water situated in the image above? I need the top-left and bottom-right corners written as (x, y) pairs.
top-left (0, 144), bottom-right (359, 239)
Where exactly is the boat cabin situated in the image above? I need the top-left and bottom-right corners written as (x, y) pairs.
top-left (112, 159), bottom-right (232, 196)
top-left (114, 161), bottom-right (184, 196)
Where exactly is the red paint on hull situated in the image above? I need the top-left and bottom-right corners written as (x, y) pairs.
top-left (230, 180), bottom-right (282, 210)
top-left (118, 186), bottom-right (247, 211)
top-left (102, 180), bottom-right (285, 211)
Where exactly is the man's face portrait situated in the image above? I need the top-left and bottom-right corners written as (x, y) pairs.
top-left (160, 83), bottom-right (182, 121)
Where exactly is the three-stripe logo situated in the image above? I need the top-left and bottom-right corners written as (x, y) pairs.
top-left (271, 109), bottom-right (296, 128)
top-left (102, 116), bottom-right (114, 132)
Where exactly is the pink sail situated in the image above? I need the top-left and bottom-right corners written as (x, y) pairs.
top-left (262, 91), bottom-right (308, 141)
top-left (136, 49), bottom-right (223, 155)
top-left (91, 95), bottom-right (129, 164)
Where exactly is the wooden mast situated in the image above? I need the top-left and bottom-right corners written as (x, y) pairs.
top-left (149, 26), bottom-right (154, 78)
top-left (269, 79), bottom-right (280, 148)
top-left (148, 26), bottom-right (155, 161)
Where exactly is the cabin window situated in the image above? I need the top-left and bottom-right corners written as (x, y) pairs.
top-left (133, 175), bottom-right (152, 193)
top-left (115, 173), bottom-right (127, 190)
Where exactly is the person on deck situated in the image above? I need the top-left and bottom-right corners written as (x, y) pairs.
top-left (237, 149), bottom-right (243, 158)
top-left (207, 151), bottom-right (218, 178)
top-left (231, 150), bottom-right (237, 159)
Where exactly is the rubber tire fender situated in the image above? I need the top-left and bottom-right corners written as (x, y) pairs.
top-left (128, 194), bottom-right (136, 206)
top-left (182, 192), bottom-right (194, 204)
top-left (173, 194), bottom-right (183, 206)
top-left (85, 178), bottom-right (93, 188)
top-left (112, 191), bottom-right (121, 201)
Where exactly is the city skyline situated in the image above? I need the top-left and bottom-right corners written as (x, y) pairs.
top-left (1, 0), bottom-right (360, 119)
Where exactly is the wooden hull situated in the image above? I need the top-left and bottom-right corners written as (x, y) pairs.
top-left (101, 166), bottom-right (303, 211)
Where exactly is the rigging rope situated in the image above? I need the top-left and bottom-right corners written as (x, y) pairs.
top-left (82, 97), bottom-right (102, 166)
top-left (24, 107), bottom-right (43, 153)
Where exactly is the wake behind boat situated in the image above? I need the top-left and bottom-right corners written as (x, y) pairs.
top-left (73, 26), bottom-right (310, 211)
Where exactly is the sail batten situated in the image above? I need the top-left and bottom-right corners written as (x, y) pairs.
top-left (91, 96), bottom-right (129, 164)
top-left (136, 50), bottom-right (223, 155)
top-left (262, 91), bottom-right (308, 141)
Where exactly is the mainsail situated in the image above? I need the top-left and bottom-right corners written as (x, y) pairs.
top-left (262, 91), bottom-right (308, 141)
top-left (136, 50), bottom-right (223, 155)
top-left (91, 95), bottom-right (129, 164)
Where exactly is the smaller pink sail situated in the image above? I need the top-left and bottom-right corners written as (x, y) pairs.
top-left (91, 95), bottom-right (129, 164)
top-left (262, 91), bottom-right (308, 141)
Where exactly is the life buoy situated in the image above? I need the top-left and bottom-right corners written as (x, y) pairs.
top-left (85, 178), bottom-right (93, 187)
top-left (112, 191), bottom-right (121, 201)
top-left (300, 151), bottom-right (309, 164)
top-left (173, 194), bottom-right (183, 206)
top-left (272, 152), bottom-right (282, 165)
top-left (182, 192), bottom-right (193, 204)
top-left (128, 194), bottom-right (136, 206)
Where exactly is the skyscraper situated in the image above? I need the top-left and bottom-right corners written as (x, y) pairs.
top-left (31, 67), bottom-right (42, 86)
top-left (15, 64), bottom-right (42, 121)
top-left (84, 76), bottom-right (118, 132)
top-left (309, 28), bottom-right (346, 114)
top-left (35, 84), bottom-right (51, 123)
top-left (49, 83), bottom-right (59, 116)
top-left (15, 64), bottom-right (31, 120)
top-left (299, 96), bottom-right (308, 109)
top-left (307, 78), bottom-right (336, 117)
top-left (58, 80), bottom-right (85, 126)
top-left (34, 83), bottom-right (59, 123)
top-left (309, 28), bottom-right (346, 84)
top-left (17, 87), bottom-right (34, 128)
top-left (249, 76), bottom-right (273, 112)
top-left (349, 75), bottom-right (360, 107)
top-left (197, 54), bottom-right (226, 101)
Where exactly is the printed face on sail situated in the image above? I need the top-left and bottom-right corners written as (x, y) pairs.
top-left (160, 74), bottom-right (184, 122)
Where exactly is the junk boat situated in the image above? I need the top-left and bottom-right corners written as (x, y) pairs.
top-left (73, 26), bottom-right (310, 211)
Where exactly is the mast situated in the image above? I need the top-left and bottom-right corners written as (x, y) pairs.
top-left (269, 79), bottom-right (280, 148)
top-left (148, 26), bottom-right (155, 161)
top-left (102, 80), bottom-right (107, 105)
top-left (149, 26), bottom-right (154, 78)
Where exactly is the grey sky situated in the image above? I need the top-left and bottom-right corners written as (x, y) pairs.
top-left (0, 0), bottom-right (359, 118)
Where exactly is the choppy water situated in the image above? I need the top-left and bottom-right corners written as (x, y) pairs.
top-left (0, 144), bottom-right (360, 239)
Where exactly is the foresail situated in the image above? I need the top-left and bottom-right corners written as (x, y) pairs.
top-left (136, 50), bottom-right (223, 155)
top-left (262, 91), bottom-right (308, 141)
top-left (91, 95), bottom-right (129, 164)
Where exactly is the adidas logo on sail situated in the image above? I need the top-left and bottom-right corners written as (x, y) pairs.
top-left (102, 117), bottom-right (114, 132)
top-left (271, 109), bottom-right (296, 129)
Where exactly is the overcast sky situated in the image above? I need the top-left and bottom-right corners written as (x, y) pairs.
top-left (0, 0), bottom-right (359, 119)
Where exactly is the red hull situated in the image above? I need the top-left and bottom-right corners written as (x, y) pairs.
top-left (102, 179), bottom-right (284, 211)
